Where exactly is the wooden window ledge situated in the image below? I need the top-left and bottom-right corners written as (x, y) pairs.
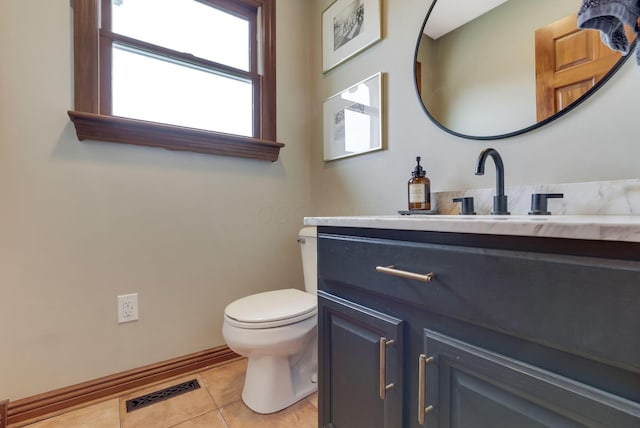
top-left (67, 111), bottom-right (284, 161)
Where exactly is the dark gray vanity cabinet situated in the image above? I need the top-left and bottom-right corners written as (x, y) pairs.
top-left (318, 291), bottom-right (404, 428)
top-left (317, 226), bottom-right (640, 428)
top-left (422, 330), bottom-right (639, 427)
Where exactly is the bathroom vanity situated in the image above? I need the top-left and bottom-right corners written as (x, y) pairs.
top-left (306, 216), bottom-right (640, 427)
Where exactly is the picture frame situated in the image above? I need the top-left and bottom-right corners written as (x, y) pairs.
top-left (322, 0), bottom-right (382, 73)
top-left (323, 72), bottom-right (384, 161)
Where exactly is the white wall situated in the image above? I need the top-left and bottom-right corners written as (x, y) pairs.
top-left (310, 0), bottom-right (640, 216)
top-left (0, 0), bottom-right (312, 400)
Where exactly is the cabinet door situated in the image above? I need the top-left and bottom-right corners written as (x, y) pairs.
top-left (420, 329), bottom-right (640, 428)
top-left (318, 291), bottom-right (403, 428)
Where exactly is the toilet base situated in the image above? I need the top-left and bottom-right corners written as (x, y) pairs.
top-left (241, 339), bottom-right (317, 414)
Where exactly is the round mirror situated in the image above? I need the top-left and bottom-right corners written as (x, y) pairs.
top-left (414, 0), bottom-right (635, 140)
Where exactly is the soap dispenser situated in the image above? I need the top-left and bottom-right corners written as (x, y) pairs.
top-left (408, 156), bottom-right (431, 210)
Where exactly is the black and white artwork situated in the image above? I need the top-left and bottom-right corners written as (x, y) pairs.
top-left (322, 0), bottom-right (381, 72)
top-left (323, 73), bottom-right (383, 161)
top-left (333, 108), bottom-right (346, 150)
top-left (333, 0), bottom-right (364, 51)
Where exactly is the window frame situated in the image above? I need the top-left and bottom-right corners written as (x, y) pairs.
top-left (69, 0), bottom-right (282, 161)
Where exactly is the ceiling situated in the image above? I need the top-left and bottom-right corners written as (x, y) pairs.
top-left (424, 0), bottom-right (509, 39)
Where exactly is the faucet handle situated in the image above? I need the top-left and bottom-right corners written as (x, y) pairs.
top-left (452, 197), bottom-right (476, 215)
top-left (529, 193), bottom-right (564, 215)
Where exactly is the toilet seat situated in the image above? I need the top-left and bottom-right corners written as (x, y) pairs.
top-left (224, 288), bottom-right (317, 329)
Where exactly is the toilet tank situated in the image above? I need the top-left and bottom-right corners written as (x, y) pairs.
top-left (298, 227), bottom-right (317, 295)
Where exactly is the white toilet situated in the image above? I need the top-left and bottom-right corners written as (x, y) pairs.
top-left (222, 227), bottom-right (318, 414)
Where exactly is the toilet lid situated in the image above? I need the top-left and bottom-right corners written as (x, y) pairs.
top-left (225, 288), bottom-right (316, 324)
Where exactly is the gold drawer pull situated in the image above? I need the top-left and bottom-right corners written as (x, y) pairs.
top-left (376, 265), bottom-right (434, 283)
top-left (418, 354), bottom-right (435, 425)
top-left (379, 337), bottom-right (395, 400)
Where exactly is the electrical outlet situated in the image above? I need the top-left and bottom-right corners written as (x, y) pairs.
top-left (117, 293), bottom-right (139, 323)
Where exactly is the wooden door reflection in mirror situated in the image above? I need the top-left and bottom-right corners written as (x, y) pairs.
top-left (535, 13), bottom-right (624, 122)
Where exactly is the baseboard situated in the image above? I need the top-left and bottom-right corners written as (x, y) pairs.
top-left (1, 399), bottom-right (8, 428)
top-left (7, 345), bottom-right (239, 426)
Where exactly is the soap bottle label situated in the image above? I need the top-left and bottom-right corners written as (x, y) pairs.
top-left (409, 183), bottom-right (426, 203)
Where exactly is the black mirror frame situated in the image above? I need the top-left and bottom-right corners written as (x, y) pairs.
top-left (414, 0), bottom-right (636, 141)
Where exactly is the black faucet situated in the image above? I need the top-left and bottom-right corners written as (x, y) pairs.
top-left (475, 148), bottom-right (509, 215)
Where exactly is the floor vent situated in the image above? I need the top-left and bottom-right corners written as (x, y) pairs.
top-left (125, 379), bottom-right (200, 413)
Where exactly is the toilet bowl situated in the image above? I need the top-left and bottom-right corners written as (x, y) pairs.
top-left (222, 227), bottom-right (318, 414)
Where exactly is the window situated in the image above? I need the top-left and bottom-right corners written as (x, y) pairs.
top-left (69, 0), bottom-right (282, 161)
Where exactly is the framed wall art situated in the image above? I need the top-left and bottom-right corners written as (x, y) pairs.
top-left (323, 72), bottom-right (384, 161)
top-left (322, 0), bottom-right (382, 73)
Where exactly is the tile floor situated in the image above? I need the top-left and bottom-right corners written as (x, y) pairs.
top-left (17, 358), bottom-right (318, 428)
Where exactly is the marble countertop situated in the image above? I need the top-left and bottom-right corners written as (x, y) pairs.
top-left (304, 215), bottom-right (640, 243)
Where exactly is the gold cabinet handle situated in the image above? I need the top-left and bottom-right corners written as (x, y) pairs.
top-left (379, 337), bottom-right (395, 400)
top-left (418, 354), bottom-right (435, 425)
top-left (376, 265), bottom-right (434, 283)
